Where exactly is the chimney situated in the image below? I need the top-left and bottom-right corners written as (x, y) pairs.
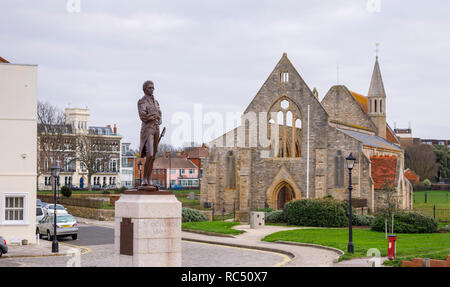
top-left (165, 151), bottom-right (171, 158)
top-left (107, 124), bottom-right (111, 129)
top-left (175, 151), bottom-right (182, 158)
top-left (114, 124), bottom-right (117, 135)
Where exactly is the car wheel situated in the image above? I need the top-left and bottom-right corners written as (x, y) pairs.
top-left (0, 249), bottom-right (3, 257)
top-left (72, 234), bottom-right (78, 240)
top-left (47, 230), bottom-right (52, 241)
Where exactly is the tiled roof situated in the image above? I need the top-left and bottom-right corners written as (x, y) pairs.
top-left (350, 91), bottom-right (401, 146)
top-left (0, 56), bottom-right (9, 63)
top-left (350, 91), bottom-right (368, 113)
top-left (371, 155), bottom-right (398, 190)
top-left (337, 128), bottom-right (403, 151)
top-left (184, 146), bottom-right (209, 158)
top-left (404, 169), bottom-right (420, 183)
top-left (153, 157), bottom-right (198, 169)
top-left (386, 125), bottom-right (401, 145)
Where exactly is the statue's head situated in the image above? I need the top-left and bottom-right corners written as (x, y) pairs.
top-left (143, 81), bottom-right (154, 96)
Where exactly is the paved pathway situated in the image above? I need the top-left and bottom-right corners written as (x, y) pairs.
top-left (1, 217), bottom-right (383, 267)
top-left (182, 224), bottom-right (341, 267)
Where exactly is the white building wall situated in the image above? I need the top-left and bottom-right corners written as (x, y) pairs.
top-left (0, 63), bottom-right (37, 243)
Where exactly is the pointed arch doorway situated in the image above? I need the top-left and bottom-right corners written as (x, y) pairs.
top-left (275, 182), bottom-right (295, 210)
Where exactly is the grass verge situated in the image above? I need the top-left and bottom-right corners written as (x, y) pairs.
top-left (262, 228), bottom-right (450, 266)
top-left (182, 221), bottom-right (245, 235)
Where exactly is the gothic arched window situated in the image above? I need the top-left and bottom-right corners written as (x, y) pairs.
top-left (268, 97), bottom-right (302, 158)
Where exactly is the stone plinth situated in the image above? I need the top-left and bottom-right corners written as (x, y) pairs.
top-left (249, 212), bottom-right (265, 229)
top-left (114, 192), bottom-right (181, 267)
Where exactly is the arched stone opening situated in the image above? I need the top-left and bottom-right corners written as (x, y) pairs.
top-left (276, 182), bottom-right (295, 210)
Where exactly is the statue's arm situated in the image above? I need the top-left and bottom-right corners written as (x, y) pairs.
top-left (138, 100), bottom-right (152, 122)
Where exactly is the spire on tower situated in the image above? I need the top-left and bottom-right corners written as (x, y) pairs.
top-left (368, 55), bottom-right (386, 99)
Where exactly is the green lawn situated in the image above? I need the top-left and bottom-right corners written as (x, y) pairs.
top-left (413, 191), bottom-right (450, 222)
top-left (262, 228), bottom-right (450, 266)
top-left (182, 221), bottom-right (245, 235)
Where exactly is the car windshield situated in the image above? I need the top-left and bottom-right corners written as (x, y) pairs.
top-left (48, 204), bottom-right (65, 210)
top-left (36, 208), bottom-right (43, 216)
top-left (54, 215), bottom-right (75, 223)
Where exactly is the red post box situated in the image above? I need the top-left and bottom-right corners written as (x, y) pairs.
top-left (388, 235), bottom-right (397, 260)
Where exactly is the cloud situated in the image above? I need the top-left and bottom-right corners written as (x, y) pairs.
top-left (1, 0), bottom-right (449, 148)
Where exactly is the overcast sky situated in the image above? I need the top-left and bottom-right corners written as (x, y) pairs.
top-left (2, 0), bottom-right (449, 148)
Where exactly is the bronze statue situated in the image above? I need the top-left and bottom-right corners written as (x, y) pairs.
top-left (138, 80), bottom-right (165, 190)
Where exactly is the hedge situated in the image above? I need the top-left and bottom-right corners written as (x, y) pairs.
top-left (283, 199), bottom-right (348, 227)
top-left (371, 211), bottom-right (438, 233)
top-left (182, 208), bottom-right (208, 223)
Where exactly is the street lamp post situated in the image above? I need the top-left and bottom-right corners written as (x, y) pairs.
top-left (51, 163), bottom-right (61, 253)
top-left (138, 161), bottom-right (143, 187)
top-left (346, 153), bottom-right (356, 254)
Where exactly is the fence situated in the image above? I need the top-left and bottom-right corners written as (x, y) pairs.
top-left (415, 205), bottom-right (450, 223)
top-left (38, 195), bottom-right (104, 209)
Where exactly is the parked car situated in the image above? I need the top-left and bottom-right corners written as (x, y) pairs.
top-left (0, 236), bottom-right (7, 257)
top-left (36, 214), bottom-right (78, 240)
top-left (91, 184), bottom-right (102, 190)
top-left (36, 206), bottom-right (45, 223)
top-left (171, 185), bottom-right (184, 190)
top-left (43, 204), bottom-right (68, 215)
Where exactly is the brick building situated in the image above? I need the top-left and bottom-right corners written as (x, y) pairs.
top-left (201, 53), bottom-right (413, 221)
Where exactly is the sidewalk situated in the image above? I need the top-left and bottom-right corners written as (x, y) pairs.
top-left (71, 216), bottom-right (384, 267)
top-left (1, 239), bottom-right (79, 259)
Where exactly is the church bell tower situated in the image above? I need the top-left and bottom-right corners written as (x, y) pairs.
top-left (368, 56), bottom-right (387, 139)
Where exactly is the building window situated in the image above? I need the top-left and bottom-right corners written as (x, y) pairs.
top-left (226, 151), bottom-right (236, 189)
top-left (189, 169), bottom-right (194, 174)
top-left (3, 194), bottom-right (27, 224)
top-left (335, 151), bottom-right (345, 188)
top-left (281, 72), bottom-right (289, 83)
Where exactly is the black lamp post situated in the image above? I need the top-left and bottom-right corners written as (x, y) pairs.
top-left (346, 153), bottom-right (356, 254)
top-left (138, 161), bottom-right (143, 187)
top-left (51, 163), bottom-right (61, 253)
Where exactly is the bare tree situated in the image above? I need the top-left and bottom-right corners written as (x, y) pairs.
top-left (405, 144), bottom-right (438, 181)
top-left (37, 101), bottom-right (69, 184)
top-left (76, 135), bottom-right (114, 191)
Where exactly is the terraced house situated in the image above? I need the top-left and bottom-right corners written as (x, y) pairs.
top-left (201, 53), bottom-right (412, 221)
top-left (37, 107), bottom-right (122, 190)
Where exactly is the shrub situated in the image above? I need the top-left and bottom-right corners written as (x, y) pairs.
top-left (371, 211), bottom-right (438, 233)
top-left (265, 210), bottom-right (285, 223)
top-left (115, 187), bottom-right (127, 194)
top-left (182, 208), bottom-right (208, 223)
top-left (60, 186), bottom-right (72, 198)
top-left (352, 214), bottom-right (374, 226)
top-left (283, 199), bottom-right (348, 227)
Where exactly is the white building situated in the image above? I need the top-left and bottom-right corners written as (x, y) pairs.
top-left (120, 142), bottom-right (136, 189)
top-left (0, 59), bottom-right (38, 243)
top-left (37, 107), bottom-right (122, 190)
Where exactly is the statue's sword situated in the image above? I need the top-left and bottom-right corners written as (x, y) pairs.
top-left (158, 127), bottom-right (166, 145)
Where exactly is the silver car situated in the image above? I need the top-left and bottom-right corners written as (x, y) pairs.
top-left (43, 204), bottom-right (68, 216)
top-left (37, 214), bottom-right (78, 240)
top-left (36, 206), bottom-right (44, 223)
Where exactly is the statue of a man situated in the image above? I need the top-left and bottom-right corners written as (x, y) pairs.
top-left (138, 80), bottom-right (162, 187)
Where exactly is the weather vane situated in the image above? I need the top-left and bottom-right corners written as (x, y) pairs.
top-left (376, 43), bottom-right (380, 59)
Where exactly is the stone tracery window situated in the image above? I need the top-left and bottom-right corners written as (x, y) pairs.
top-left (225, 151), bottom-right (236, 189)
top-left (268, 97), bottom-right (302, 158)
